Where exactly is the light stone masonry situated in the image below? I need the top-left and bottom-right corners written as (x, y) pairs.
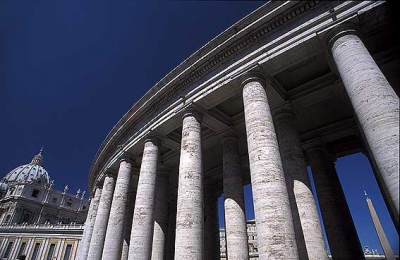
top-left (221, 132), bottom-right (249, 260)
top-left (174, 108), bottom-right (204, 260)
top-left (102, 157), bottom-right (133, 260)
top-left (128, 137), bottom-right (160, 260)
top-left (273, 105), bottom-right (328, 260)
top-left (328, 24), bottom-right (399, 222)
top-left (151, 171), bottom-right (170, 260)
top-left (87, 174), bottom-right (116, 260)
top-left (242, 75), bottom-right (298, 260)
top-left (121, 176), bottom-right (137, 260)
top-left (76, 186), bottom-right (102, 260)
top-left (305, 143), bottom-right (365, 260)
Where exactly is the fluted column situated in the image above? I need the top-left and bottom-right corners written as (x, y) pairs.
top-left (242, 73), bottom-right (298, 259)
top-left (128, 136), bottom-right (160, 260)
top-left (151, 170), bottom-right (170, 260)
top-left (204, 184), bottom-right (220, 260)
top-left (304, 141), bottom-right (365, 260)
top-left (76, 185), bottom-right (102, 260)
top-left (221, 131), bottom-right (249, 260)
top-left (273, 104), bottom-right (328, 260)
top-left (326, 23), bottom-right (399, 223)
top-left (102, 156), bottom-right (134, 259)
top-left (174, 107), bottom-right (204, 260)
top-left (87, 173), bottom-right (116, 260)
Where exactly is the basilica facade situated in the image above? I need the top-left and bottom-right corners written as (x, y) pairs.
top-left (0, 150), bottom-right (88, 259)
top-left (78, 1), bottom-right (398, 260)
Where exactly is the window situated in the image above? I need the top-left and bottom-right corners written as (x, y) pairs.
top-left (31, 189), bottom-right (40, 198)
top-left (22, 213), bottom-right (30, 223)
top-left (66, 201), bottom-right (72, 207)
top-left (52, 197), bottom-right (57, 203)
top-left (31, 243), bottom-right (40, 260)
top-left (5, 214), bottom-right (11, 223)
top-left (17, 242), bottom-right (26, 257)
top-left (46, 243), bottom-right (55, 260)
top-left (3, 242), bottom-right (13, 258)
top-left (63, 244), bottom-right (72, 260)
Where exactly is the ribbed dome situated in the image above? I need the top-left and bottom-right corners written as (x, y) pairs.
top-left (2, 149), bottom-right (51, 187)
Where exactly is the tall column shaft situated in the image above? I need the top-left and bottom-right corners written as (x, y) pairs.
top-left (174, 108), bottom-right (204, 260)
top-left (102, 157), bottom-right (133, 259)
top-left (305, 144), bottom-right (365, 260)
top-left (87, 174), bottom-right (116, 260)
top-left (274, 107), bottom-right (328, 260)
top-left (165, 198), bottom-right (177, 260)
top-left (121, 175), bottom-right (138, 260)
top-left (151, 172), bottom-right (170, 260)
top-left (128, 137), bottom-right (160, 260)
top-left (242, 75), bottom-right (298, 259)
top-left (76, 186), bottom-right (102, 260)
top-left (204, 185), bottom-right (220, 260)
top-left (328, 25), bottom-right (399, 221)
top-left (221, 133), bottom-right (249, 260)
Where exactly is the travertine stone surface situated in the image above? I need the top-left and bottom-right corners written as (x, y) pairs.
top-left (328, 25), bottom-right (399, 219)
top-left (87, 174), bottom-right (116, 260)
top-left (204, 185), bottom-right (220, 260)
top-left (121, 176), bottom-right (137, 260)
top-left (242, 76), bottom-right (298, 259)
top-left (274, 107), bottom-right (328, 260)
top-left (305, 144), bottom-right (365, 260)
top-left (76, 186), bottom-right (102, 260)
top-left (166, 198), bottom-right (177, 260)
top-left (174, 108), bottom-right (204, 260)
top-left (151, 171), bottom-right (170, 260)
top-left (128, 137), bottom-right (160, 260)
top-left (221, 133), bottom-right (249, 260)
top-left (102, 157), bottom-right (133, 260)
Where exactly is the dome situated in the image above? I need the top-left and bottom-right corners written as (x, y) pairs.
top-left (2, 149), bottom-right (51, 187)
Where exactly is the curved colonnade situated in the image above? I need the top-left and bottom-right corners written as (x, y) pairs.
top-left (78, 1), bottom-right (399, 260)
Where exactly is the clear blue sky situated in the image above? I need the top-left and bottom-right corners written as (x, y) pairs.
top-left (1, 0), bottom-right (398, 255)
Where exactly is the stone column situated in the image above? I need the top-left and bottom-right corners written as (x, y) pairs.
top-left (165, 195), bottom-right (177, 260)
top-left (128, 136), bottom-right (160, 260)
top-left (242, 73), bottom-right (298, 259)
top-left (76, 185), bottom-right (102, 260)
top-left (174, 107), bottom-right (204, 260)
top-left (273, 104), bottom-right (328, 260)
top-left (220, 131), bottom-right (249, 260)
top-left (204, 184), bottom-right (220, 260)
top-left (304, 141), bottom-right (365, 260)
top-left (121, 175), bottom-right (138, 260)
top-left (87, 173), bottom-right (116, 260)
top-left (151, 170), bottom-right (170, 260)
top-left (102, 156), bottom-right (134, 260)
top-left (326, 23), bottom-right (399, 222)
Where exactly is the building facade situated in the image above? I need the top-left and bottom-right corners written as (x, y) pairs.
top-left (0, 150), bottom-right (88, 259)
top-left (79, 1), bottom-right (398, 260)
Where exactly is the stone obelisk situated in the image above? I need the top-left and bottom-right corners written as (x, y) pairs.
top-left (364, 191), bottom-right (395, 260)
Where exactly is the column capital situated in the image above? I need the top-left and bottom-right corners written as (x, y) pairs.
top-left (144, 134), bottom-right (161, 146)
top-left (120, 152), bottom-right (135, 164)
top-left (272, 101), bottom-right (296, 121)
top-left (182, 104), bottom-right (202, 122)
top-left (302, 138), bottom-right (326, 154)
top-left (104, 170), bottom-right (117, 179)
top-left (324, 22), bottom-right (361, 54)
top-left (240, 70), bottom-right (266, 87)
top-left (218, 127), bottom-right (241, 143)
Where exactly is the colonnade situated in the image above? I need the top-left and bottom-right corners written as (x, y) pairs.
top-left (77, 24), bottom-right (398, 260)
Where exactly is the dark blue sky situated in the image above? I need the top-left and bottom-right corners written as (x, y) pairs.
top-left (1, 0), bottom-right (398, 255)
